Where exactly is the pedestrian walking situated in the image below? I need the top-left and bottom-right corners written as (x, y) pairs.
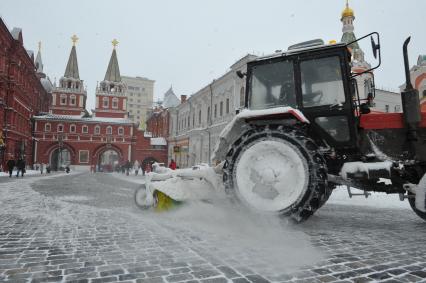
top-left (40, 163), bottom-right (44, 174)
top-left (134, 160), bottom-right (140, 176)
top-left (6, 157), bottom-right (15, 178)
top-left (169, 159), bottom-right (177, 170)
top-left (16, 158), bottom-right (25, 177)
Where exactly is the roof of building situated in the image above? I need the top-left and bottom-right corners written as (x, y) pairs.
top-left (10, 27), bottom-right (22, 40)
top-left (162, 86), bottom-right (180, 108)
top-left (150, 137), bottom-right (167, 146)
top-left (33, 113), bottom-right (133, 125)
top-left (418, 55), bottom-right (426, 66)
top-left (64, 46), bottom-right (80, 79)
top-left (104, 49), bottom-right (121, 82)
top-left (35, 49), bottom-right (43, 73)
top-left (40, 77), bottom-right (53, 93)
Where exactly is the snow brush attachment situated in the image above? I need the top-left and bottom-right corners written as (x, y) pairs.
top-left (153, 190), bottom-right (181, 212)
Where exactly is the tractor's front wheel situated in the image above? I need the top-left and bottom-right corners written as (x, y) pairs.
top-left (223, 126), bottom-right (330, 222)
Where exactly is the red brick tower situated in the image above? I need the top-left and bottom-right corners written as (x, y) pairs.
top-left (93, 39), bottom-right (127, 119)
top-left (51, 35), bottom-right (87, 116)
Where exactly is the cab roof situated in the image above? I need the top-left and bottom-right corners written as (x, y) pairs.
top-left (253, 42), bottom-right (347, 62)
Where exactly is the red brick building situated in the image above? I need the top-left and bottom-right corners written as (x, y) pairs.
top-left (146, 106), bottom-right (170, 138)
top-left (0, 18), bottom-right (51, 169)
top-left (33, 38), bottom-right (166, 171)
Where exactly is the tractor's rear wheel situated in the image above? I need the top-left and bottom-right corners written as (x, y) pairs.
top-left (223, 126), bottom-right (330, 222)
top-left (408, 193), bottom-right (426, 221)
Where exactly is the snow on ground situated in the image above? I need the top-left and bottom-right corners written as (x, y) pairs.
top-left (0, 171), bottom-right (109, 228)
top-left (0, 169), bottom-right (45, 177)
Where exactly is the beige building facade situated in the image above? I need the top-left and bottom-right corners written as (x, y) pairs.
top-left (168, 54), bottom-right (256, 168)
top-left (122, 76), bottom-right (155, 129)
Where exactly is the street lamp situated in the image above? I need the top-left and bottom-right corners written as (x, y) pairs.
top-left (0, 132), bottom-right (5, 171)
top-left (58, 134), bottom-right (64, 170)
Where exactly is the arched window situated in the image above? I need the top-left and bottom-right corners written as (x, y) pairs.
top-left (118, 127), bottom-right (124, 135)
top-left (106, 126), bottom-right (112, 135)
top-left (103, 97), bottom-right (109, 108)
top-left (45, 123), bottom-right (51, 132)
top-left (82, 125), bottom-right (88, 134)
top-left (94, 125), bottom-right (100, 135)
top-left (57, 124), bottom-right (64, 132)
top-left (240, 87), bottom-right (245, 107)
top-left (112, 97), bottom-right (119, 109)
top-left (70, 124), bottom-right (76, 133)
top-left (198, 109), bottom-right (202, 125)
top-left (60, 94), bottom-right (67, 105)
top-left (70, 95), bottom-right (76, 106)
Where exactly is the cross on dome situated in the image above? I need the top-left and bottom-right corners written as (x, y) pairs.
top-left (112, 38), bottom-right (119, 49)
top-left (71, 34), bottom-right (79, 46)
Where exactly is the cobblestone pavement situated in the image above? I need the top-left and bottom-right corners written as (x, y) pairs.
top-left (1, 172), bottom-right (426, 283)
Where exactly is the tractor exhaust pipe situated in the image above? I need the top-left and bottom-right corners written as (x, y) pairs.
top-left (401, 36), bottom-right (421, 158)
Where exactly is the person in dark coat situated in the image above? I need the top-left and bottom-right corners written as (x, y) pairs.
top-left (16, 158), bottom-right (25, 177)
top-left (6, 157), bottom-right (15, 178)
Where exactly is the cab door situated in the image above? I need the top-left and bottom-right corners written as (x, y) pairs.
top-left (295, 49), bottom-right (358, 149)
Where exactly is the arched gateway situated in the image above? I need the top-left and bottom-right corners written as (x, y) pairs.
top-left (50, 148), bottom-right (71, 171)
top-left (98, 149), bottom-right (120, 172)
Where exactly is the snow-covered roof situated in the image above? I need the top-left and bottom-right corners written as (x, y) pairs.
top-left (40, 77), bottom-right (53, 92)
top-left (163, 87), bottom-right (180, 108)
top-left (11, 27), bottom-right (22, 40)
top-left (33, 113), bottom-right (134, 125)
top-left (150, 137), bottom-right (167, 146)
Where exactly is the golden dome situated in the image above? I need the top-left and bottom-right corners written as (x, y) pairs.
top-left (341, 0), bottom-right (354, 19)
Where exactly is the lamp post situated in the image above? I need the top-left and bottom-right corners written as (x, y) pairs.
top-left (58, 134), bottom-right (63, 170)
top-left (0, 132), bottom-right (5, 171)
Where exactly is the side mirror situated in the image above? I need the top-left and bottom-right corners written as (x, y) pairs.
top-left (371, 36), bottom-right (380, 59)
top-left (236, 70), bottom-right (246, 79)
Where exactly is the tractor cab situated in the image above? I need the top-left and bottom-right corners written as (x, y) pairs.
top-left (245, 34), bottom-right (381, 153)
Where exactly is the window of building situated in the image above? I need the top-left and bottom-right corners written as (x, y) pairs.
top-left (214, 104), bottom-right (217, 118)
top-left (220, 101), bottom-right (223, 116)
top-left (187, 116), bottom-right (190, 128)
top-left (240, 87), bottom-right (245, 107)
top-left (45, 123), bottom-right (51, 132)
top-left (94, 125), bottom-right (100, 135)
top-left (192, 114), bottom-right (195, 127)
top-left (79, 150), bottom-right (89, 163)
top-left (118, 127), bottom-right (124, 135)
top-left (70, 95), bottom-right (76, 106)
top-left (82, 125), bottom-right (88, 134)
top-left (385, 105), bottom-right (389, 112)
top-left (198, 110), bottom-right (202, 124)
top-left (70, 124), bottom-right (76, 133)
top-left (112, 97), bottom-right (118, 109)
top-left (207, 107), bottom-right (210, 123)
top-left (106, 126), bottom-right (112, 135)
top-left (103, 97), bottom-right (109, 108)
top-left (226, 98), bottom-right (230, 114)
top-left (137, 110), bottom-right (140, 114)
top-left (57, 124), bottom-right (64, 132)
top-left (60, 94), bottom-right (67, 105)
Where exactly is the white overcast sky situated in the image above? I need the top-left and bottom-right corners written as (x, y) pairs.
top-left (1, 0), bottom-right (425, 111)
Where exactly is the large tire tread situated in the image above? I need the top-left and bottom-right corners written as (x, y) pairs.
top-left (223, 124), bottom-right (330, 222)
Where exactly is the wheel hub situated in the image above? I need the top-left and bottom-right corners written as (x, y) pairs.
top-left (234, 139), bottom-right (309, 212)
